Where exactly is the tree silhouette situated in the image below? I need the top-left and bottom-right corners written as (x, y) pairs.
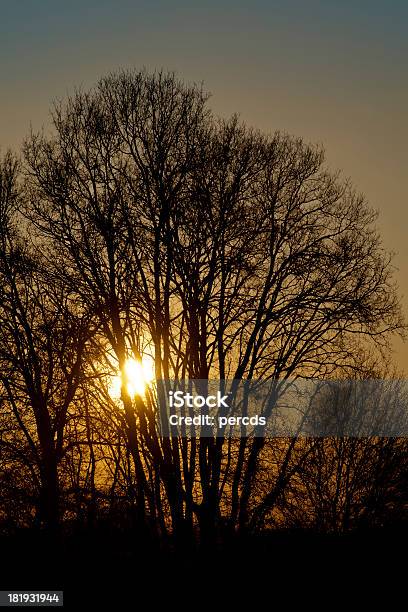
top-left (0, 70), bottom-right (405, 549)
top-left (0, 152), bottom-right (90, 529)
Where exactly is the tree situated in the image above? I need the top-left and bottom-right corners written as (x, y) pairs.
top-left (0, 151), bottom-right (89, 529)
top-left (17, 69), bottom-right (404, 543)
top-left (249, 367), bottom-right (408, 533)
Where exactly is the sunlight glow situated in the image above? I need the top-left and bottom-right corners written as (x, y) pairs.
top-left (108, 355), bottom-right (155, 400)
top-left (125, 356), bottom-right (154, 397)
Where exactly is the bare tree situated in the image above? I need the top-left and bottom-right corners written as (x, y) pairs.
top-left (17, 69), bottom-right (404, 544)
top-left (0, 152), bottom-right (89, 529)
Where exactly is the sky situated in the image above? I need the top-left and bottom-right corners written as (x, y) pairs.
top-left (1, 0), bottom-right (407, 367)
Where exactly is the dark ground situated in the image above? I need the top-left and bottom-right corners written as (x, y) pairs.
top-left (1, 527), bottom-right (406, 608)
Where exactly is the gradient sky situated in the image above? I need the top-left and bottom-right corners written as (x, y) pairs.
top-left (1, 0), bottom-right (407, 367)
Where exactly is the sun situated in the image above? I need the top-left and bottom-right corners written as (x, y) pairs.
top-left (124, 356), bottom-right (154, 397)
top-left (108, 355), bottom-right (154, 400)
